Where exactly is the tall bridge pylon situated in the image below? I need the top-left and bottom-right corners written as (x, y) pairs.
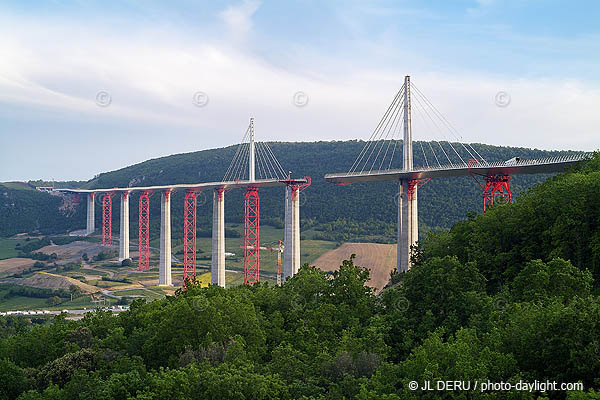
top-left (398, 76), bottom-right (418, 273)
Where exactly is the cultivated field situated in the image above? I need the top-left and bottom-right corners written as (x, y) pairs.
top-left (0, 226), bottom-right (339, 311)
top-left (311, 242), bottom-right (396, 292)
top-left (38, 241), bottom-right (105, 263)
top-left (5, 271), bottom-right (101, 293)
top-left (0, 258), bottom-right (37, 278)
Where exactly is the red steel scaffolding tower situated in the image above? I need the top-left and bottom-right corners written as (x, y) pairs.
top-left (183, 190), bottom-right (197, 285)
top-left (102, 193), bottom-right (112, 246)
top-left (138, 191), bottom-right (150, 271)
top-left (244, 188), bottom-right (260, 284)
top-left (481, 175), bottom-right (512, 212)
top-left (469, 160), bottom-right (512, 213)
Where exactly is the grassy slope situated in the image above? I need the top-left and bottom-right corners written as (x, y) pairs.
top-left (0, 238), bottom-right (28, 259)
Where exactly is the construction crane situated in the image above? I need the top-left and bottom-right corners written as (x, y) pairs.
top-left (276, 240), bottom-right (283, 286)
top-left (240, 240), bottom-right (284, 285)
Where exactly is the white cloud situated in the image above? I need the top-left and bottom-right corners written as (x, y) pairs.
top-left (219, 0), bottom-right (261, 40)
top-left (0, 5), bottom-right (599, 180)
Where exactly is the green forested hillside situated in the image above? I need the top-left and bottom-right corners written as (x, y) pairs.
top-left (418, 153), bottom-right (600, 286)
top-left (1, 155), bottom-right (599, 399)
top-left (0, 184), bottom-right (84, 237)
top-left (1, 141), bottom-right (579, 239)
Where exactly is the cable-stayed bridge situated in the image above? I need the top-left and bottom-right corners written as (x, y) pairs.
top-left (325, 76), bottom-right (588, 273)
top-left (55, 76), bottom-right (588, 285)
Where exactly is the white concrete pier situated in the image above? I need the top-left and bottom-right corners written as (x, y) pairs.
top-left (86, 193), bottom-right (95, 235)
top-left (398, 179), bottom-right (418, 273)
top-left (118, 192), bottom-right (130, 262)
top-left (159, 190), bottom-right (172, 286)
top-left (283, 186), bottom-right (301, 279)
top-left (211, 189), bottom-right (226, 287)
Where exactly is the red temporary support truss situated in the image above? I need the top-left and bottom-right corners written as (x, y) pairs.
top-left (407, 178), bottom-right (430, 201)
top-left (482, 175), bottom-right (512, 212)
top-left (183, 190), bottom-right (197, 286)
top-left (102, 193), bottom-right (112, 246)
top-left (281, 176), bottom-right (312, 200)
top-left (138, 191), bottom-right (150, 271)
top-left (244, 188), bottom-right (260, 285)
top-left (468, 159), bottom-right (512, 213)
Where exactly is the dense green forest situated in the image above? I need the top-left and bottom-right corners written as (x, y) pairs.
top-left (1, 154), bottom-right (599, 399)
top-left (0, 184), bottom-right (83, 238)
top-left (0, 141), bottom-right (579, 240)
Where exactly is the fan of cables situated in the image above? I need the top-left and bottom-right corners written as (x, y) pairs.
top-left (348, 81), bottom-right (487, 175)
top-left (223, 120), bottom-right (287, 182)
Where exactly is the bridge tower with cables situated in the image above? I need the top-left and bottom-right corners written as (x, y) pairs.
top-left (222, 118), bottom-right (303, 285)
top-left (341, 75), bottom-right (489, 273)
top-left (398, 75), bottom-right (417, 273)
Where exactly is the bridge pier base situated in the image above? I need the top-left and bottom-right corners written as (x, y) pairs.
top-left (397, 179), bottom-right (418, 273)
top-left (159, 190), bottom-right (172, 286)
top-left (211, 189), bottom-right (226, 287)
top-left (119, 192), bottom-right (130, 262)
top-left (86, 193), bottom-right (95, 235)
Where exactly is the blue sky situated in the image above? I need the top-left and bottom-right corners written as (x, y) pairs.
top-left (1, 0), bottom-right (599, 181)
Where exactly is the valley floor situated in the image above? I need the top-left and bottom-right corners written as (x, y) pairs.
top-left (0, 227), bottom-right (395, 311)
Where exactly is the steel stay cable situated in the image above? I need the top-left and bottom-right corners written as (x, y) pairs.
top-left (349, 84), bottom-right (405, 174)
top-left (387, 117), bottom-right (404, 170)
top-left (361, 94), bottom-right (404, 173)
top-left (412, 97), bottom-right (452, 165)
top-left (377, 95), bottom-right (406, 171)
top-left (411, 90), bottom-right (466, 165)
top-left (371, 95), bottom-right (405, 172)
top-left (224, 125), bottom-right (251, 181)
top-left (411, 83), bottom-right (487, 163)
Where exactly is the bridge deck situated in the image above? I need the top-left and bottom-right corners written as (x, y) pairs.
top-left (324, 155), bottom-right (587, 184)
top-left (55, 178), bottom-right (308, 194)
